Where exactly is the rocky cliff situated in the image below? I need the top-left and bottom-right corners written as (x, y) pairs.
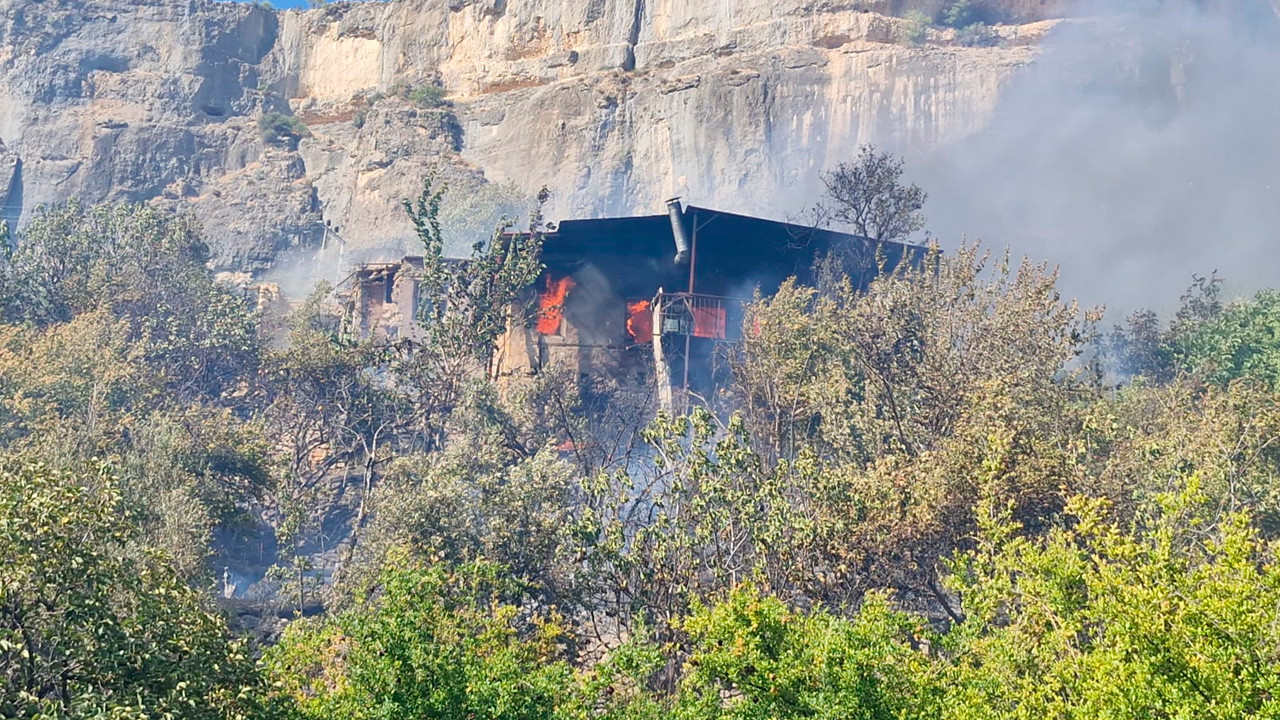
top-left (0, 0), bottom-right (1091, 275)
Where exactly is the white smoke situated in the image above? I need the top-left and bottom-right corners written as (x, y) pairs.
top-left (919, 0), bottom-right (1280, 315)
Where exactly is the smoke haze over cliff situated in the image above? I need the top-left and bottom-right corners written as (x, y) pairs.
top-left (920, 0), bottom-right (1280, 315)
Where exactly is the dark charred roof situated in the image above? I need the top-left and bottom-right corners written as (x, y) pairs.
top-left (550, 206), bottom-right (865, 251)
top-left (540, 205), bottom-right (918, 300)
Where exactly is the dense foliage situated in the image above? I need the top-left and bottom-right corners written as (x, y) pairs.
top-left (268, 555), bottom-right (577, 720)
top-left (4, 194), bottom-right (1280, 718)
top-left (0, 461), bottom-right (269, 719)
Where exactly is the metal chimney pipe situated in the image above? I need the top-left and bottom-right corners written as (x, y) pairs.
top-left (666, 197), bottom-right (691, 266)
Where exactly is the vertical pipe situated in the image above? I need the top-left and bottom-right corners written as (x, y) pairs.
top-left (682, 211), bottom-right (696, 396)
top-left (687, 210), bottom-right (697, 294)
top-left (667, 198), bottom-right (691, 265)
top-left (682, 323), bottom-right (692, 397)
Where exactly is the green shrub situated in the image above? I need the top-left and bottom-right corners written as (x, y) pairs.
top-left (943, 0), bottom-right (979, 27)
top-left (408, 84), bottom-right (447, 108)
top-left (266, 554), bottom-right (579, 720)
top-left (900, 10), bottom-right (931, 46)
top-left (955, 21), bottom-right (998, 47)
top-left (1170, 288), bottom-right (1280, 389)
top-left (679, 586), bottom-right (937, 720)
top-left (258, 112), bottom-right (310, 146)
top-left (0, 462), bottom-right (272, 719)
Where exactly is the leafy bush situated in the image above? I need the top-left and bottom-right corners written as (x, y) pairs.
top-left (0, 461), bottom-right (271, 719)
top-left (0, 202), bottom-right (261, 395)
top-left (1107, 272), bottom-right (1280, 389)
top-left (678, 586), bottom-right (938, 720)
top-left (408, 83), bottom-right (447, 108)
top-left (0, 202), bottom-right (268, 582)
top-left (667, 487), bottom-right (1280, 720)
top-left (954, 21), bottom-right (998, 47)
top-left (941, 489), bottom-right (1280, 718)
top-left (258, 111), bottom-right (310, 146)
top-left (267, 554), bottom-right (579, 720)
top-left (1170, 288), bottom-right (1280, 389)
top-left (899, 10), bottom-right (931, 46)
top-left (943, 0), bottom-right (979, 27)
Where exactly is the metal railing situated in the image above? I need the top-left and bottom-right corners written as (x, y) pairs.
top-left (652, 291), bottom-right (746, 341)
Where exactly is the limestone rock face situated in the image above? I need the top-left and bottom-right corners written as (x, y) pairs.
top-left (0, 0), bottom-right (326, 270)
top-left (0, 0), bottom-right (1075, 273)
top-left (271, 0), bottom-right (1064, 224)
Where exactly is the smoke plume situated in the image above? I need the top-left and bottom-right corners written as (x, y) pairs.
top-left (920, 0), bottom-right (1280, 315)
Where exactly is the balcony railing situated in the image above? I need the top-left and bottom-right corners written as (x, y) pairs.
top-left (627, 291), bottom-right (747, 344)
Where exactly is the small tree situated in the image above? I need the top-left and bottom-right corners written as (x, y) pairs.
top-left (403, 177), bottom-right (548, 379)
top-left (954, 22), bottom-right (998, 47)
top-left (0, 461), bottom-right (269, 719)
top-left (0, 201), bottom-right (261, 402)
top-left (942, 0), bottom-right (981, 28)
top-left (819, 145), bottom-right (927, 243)
top-left (899, 10), bottom-right (932, 46)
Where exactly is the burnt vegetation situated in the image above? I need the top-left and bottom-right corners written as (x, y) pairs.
top-left (4, 154), bottom-right (1280, 719)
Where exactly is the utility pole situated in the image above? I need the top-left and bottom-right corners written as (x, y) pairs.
top-left (682, 210), bottom-right (697, 401)
top-left (318, 220), bottom-right (349, 286)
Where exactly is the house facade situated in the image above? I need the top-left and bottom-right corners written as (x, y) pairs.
top-left (344, 201), bottom-right (917, 408)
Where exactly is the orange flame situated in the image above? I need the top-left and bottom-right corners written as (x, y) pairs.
top-left (537, 275), bottom-right (576, 335)
top-left (626, 300), bottom-right (653, 343)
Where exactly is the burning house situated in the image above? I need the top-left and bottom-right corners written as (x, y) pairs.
top-left (345, 200), bottom-right (916, 408)
top-left (499, 199), bottom-right (920, 410)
